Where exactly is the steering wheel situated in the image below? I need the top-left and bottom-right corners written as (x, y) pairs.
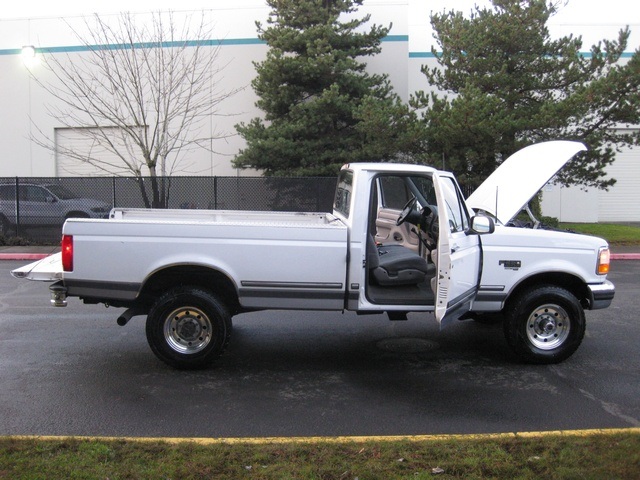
top-left (396, 196), bottom-right (418, 226)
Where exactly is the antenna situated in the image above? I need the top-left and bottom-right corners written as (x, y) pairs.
top-left (495, 186), bottom-right (498, 221)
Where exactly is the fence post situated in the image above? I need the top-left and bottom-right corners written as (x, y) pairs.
top-left (213, 176), bottom-right (218, 210)
top-left (112, 177), bottom-right (117, 209)
top-left (14, 177), bottom-right (20, 237)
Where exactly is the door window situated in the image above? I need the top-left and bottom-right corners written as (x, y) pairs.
top-left (379, 176), bottom-right (411, 209)
top-left (24, 186), bottom-right (49, 203)
top-left (440, 177), bottom-right (469, 233)
top-left (378, 175), bottom-right (436, 210)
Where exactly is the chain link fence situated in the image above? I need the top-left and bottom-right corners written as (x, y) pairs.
top-left (0, 176), bottom-right (337, 244)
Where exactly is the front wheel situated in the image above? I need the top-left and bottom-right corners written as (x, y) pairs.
top-left (146, 286), bottom-right (232, 369)
top-left (0, 215), bottom-right (15, 237)
top-left (504, 285), bottom-right (585, 364)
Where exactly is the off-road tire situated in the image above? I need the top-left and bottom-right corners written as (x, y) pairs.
top-left (504, 285), bottom-right (585, 364)
top-left (146, 286), bottom-right (232, 369)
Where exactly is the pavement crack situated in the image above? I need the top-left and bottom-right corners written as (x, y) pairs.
top-left (578, 388), bottom-right (640, 427)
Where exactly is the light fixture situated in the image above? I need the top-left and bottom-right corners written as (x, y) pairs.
top-left (22, 45), bottom-right (36, 58)
top-left (21, 45), bottom-right (39, 67)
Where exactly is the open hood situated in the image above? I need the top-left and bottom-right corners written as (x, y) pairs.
top-left (467, 141), bottom-right (587, 224)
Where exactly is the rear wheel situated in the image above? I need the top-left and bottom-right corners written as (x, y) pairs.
top-left (145, 286), bottom-right (231, 369)
top-left (504, 285), bottom-right (585, 364)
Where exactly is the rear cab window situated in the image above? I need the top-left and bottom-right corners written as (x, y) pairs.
top-left (334, 170), bottom-right (353, 218)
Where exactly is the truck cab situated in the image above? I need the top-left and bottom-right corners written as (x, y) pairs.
top-left (334, 163), bottom-right (491, 325)
top-left (332, 142), bottom-right (613, 366)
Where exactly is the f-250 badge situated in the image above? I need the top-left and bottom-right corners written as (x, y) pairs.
top-left (499, 260), bottom-right (522, 270)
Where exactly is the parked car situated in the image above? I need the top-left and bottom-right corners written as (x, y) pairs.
top-left (0, 183), bottom-right (110, 235)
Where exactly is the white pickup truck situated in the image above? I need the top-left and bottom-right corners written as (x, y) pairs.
top-left (13, 141), bottom-right (614, 369)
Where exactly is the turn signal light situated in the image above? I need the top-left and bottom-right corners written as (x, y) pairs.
top-left (62, 235), bottom-right (73, 272)
top-left (597, 247), bottom-right (610, 275)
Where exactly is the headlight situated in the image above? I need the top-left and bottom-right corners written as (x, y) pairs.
top-left (596, 247), bottom-right (610, 275)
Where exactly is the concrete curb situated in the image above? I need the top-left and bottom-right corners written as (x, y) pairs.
top-left (0, 253), bottom-right (51, 261)
top-left (610, 253), bottom-right (640, 260)
top-left (3, 427), bottom-right (640, 445)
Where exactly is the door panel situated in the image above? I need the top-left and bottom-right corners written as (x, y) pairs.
top-left (375, 208), bottom-right (420, 251)
top-left (20, 186), bottom-right (60, 226)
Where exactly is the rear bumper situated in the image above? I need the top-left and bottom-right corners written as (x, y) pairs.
top-left (49, 281), bottom-right (68, 307)
top-left (588, 280), bottom-right (615, 310)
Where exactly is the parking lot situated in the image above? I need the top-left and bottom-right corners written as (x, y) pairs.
top-left (0, 259), bottom-right (638, 438)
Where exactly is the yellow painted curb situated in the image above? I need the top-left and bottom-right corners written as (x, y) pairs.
top-left (4, 428), bottom-right (640, 445)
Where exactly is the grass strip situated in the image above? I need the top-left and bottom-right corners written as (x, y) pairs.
top-left (1, 430), bottom-right (639, 479)
top-left (560, 223), bottom-right (640, 245)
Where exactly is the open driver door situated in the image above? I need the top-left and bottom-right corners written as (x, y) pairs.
top-left (432, 173), bottom-right (492, 328)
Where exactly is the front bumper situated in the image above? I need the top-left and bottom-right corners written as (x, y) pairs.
top-left (588, 280), bottom-right (615, 310)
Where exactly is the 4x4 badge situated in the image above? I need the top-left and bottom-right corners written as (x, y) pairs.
top-left (499, 260), bottom-right (522, 270)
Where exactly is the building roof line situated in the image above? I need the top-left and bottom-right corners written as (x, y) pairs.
top-left (0, 35), bottom-right (410, 56)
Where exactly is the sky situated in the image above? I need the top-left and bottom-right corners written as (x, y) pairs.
top-left (2, 0), bottom-right (639, 24)
top-left (2, 0), bottom-right (639, 52)
top-left (0, 0), bottom-right (265, 19)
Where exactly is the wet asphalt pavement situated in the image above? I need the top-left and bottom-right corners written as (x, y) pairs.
top-left (0, 260), bottom-right (638, 438)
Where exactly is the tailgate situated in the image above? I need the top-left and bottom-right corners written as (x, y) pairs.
top-left (11, 253), bottom-right (64, 282)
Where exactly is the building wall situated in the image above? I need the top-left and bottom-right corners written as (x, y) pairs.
top-left (0, 2), bottom-right (411, 178)
top-left (540, 130), bottom-right (640, 223)
top-left (0, 0), bottom-right (638, 221)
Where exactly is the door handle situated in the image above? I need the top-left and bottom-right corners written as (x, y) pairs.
top-left (393, 233), bottom-right (403, 242)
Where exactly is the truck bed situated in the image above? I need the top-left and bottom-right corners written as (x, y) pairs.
top-left (55, 208), bottom-right (350, 311)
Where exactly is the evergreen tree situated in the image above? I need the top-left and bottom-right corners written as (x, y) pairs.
top-left (234, 0), bottom-right (402, 176)
top-left (416, 0), bottom-right (640, 189)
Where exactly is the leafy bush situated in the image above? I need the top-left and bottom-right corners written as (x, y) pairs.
top-left (0, 235), bottom-right (32, 246)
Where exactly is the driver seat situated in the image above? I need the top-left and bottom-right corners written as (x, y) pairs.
top-left (367, 236), bottom-right (430, 286)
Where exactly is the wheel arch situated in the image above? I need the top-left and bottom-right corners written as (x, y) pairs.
top-left (65, 211), bottom-right (90, 219)
top-left (0, 213), bottom-right (16, 236)
top-left (506, 272), bottom-right (590, 310)
top-left (139, 265), bottom-right (241, 314)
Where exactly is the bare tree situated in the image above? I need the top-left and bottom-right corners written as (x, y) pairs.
top-left (30, 11), bottom-right (240, 207)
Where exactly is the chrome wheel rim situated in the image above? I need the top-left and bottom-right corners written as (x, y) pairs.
top-left (163, 306), bottom-right (212, 354)
top-left (526, 303), bottom-right (570, 350)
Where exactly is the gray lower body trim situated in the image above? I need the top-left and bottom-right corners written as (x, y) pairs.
top-left (241, 281), bottom-right (343, 290)
top-left (471, 285), bottom-right (507, 311)
top-left (65, 279), bottom-right (141, 301)
top-left (475, 285), bottom-right (507, 303)
top-left (441, 286), bottom-right (478, 328)
top-left (239, 280), bottom-right (345, 310)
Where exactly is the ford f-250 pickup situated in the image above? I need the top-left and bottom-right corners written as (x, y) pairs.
top-left (12, 141), bottom-right (615, 369)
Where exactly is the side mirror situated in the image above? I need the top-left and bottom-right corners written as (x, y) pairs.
top-left (46, 196), bottom-right (57, 203)
top-left (468, 215), bottom-right (495, 235)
